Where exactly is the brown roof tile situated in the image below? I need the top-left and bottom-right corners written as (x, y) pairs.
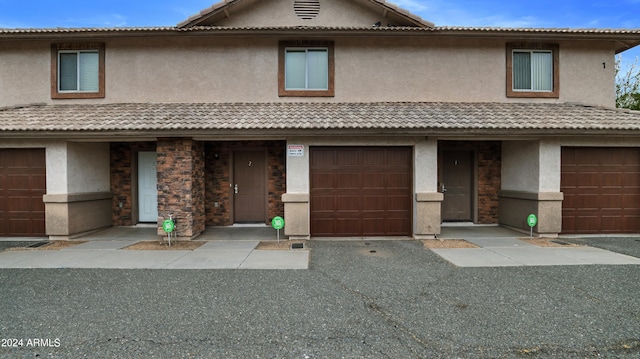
top-left (0, 102), bottom-right (639, 136)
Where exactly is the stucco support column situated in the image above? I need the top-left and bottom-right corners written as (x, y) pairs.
top-left (499, 140), bottom-right (562, 236)
top-left (44, 142), bottom-right (113, 239)
top-left (156, 138), bottom-right (205, 239)
top-left (283, 142), bottom-right (310, 240)
top-left (414, 138), bottom-right (442, 239)
top-left (282, 193), bottom-right (310, 240)
top-left (44, 192), bottom-right (113, 239)
top-left (498, 190), bottom-right (563, 236)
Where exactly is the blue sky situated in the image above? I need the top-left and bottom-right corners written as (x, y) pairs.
top-left (1, 0), bottom-right (639, 66)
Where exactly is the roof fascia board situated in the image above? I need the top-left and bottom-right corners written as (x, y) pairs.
top-left (2, 27), bottom-right (640, 43)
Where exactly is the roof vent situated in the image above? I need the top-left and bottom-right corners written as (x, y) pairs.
top-left (294, 0), bottom-right (320, 20)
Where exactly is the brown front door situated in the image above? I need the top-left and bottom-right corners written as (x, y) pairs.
top-left (441, 150), bottom-right (473, 221)
top-left (561, 147), bottom-right (640, 234)
top-left (310, 147), bottom-right (412, 237)
top-left (0, 149), bottom-right (47, 236)
top-left (233, 150), bottom-right (266, 223)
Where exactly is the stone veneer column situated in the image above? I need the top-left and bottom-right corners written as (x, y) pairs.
top-left (156, 138), bottom-right (205, 239)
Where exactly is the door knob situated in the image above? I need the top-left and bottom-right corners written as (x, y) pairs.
top-left (441, 183), bottom-right (447, 193)
top-left (234, 184), bottom-right (238, 194)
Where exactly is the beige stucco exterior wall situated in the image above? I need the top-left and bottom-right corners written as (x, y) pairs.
top-left (214, 0), bottom-right (391, 27)
top-left (0, 41), bottom-right (50, 106)
top-left (0, 37), bottom-right (617, 108)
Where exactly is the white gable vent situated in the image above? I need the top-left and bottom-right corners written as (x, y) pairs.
top-left (294, 0), bottom-right (320, 20)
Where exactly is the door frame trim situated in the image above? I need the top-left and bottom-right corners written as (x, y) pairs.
top-left (438, 148), bottom-right (477, 223)
top-left (230, 147), bottom-right (269, 224)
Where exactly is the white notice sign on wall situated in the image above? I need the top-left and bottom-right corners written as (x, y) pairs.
top-left (288, 145), bottom-right (304, 157)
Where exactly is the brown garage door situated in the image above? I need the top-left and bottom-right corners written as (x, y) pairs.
top-left (310, 147), bottom-right (412, 237)
top-left (0, 149), bottom-right (47, 236)
top-left (561, 147), bottom-right (640, 234)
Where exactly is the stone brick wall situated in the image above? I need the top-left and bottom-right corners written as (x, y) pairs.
top-left (110, 143), bottom-right (132, 226)
top-left (205, 141), bottom-right (286, 226)
top-left (267, 142), bottom-right (286, 220)
top-left (156, 138), bottom-right (205, 238)
top-left (476, 142), bottom-right (501, 223)
top-left (205, 143), bottom-right (231, 226)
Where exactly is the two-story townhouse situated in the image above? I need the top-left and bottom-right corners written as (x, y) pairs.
top-left (0, 0), bottom-right (639, 240)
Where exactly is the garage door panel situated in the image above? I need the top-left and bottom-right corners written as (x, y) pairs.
top-left (311, 147), bottom-right (412, 237)
top-left (387, 173), bottom-right (410, 188)
top-left (562, 147), bottom-right (640, 234)
top-left (363, 149), bottom-right (386, 165)
top-left (311, 196), bottom-right (335, 211)
top-left (623, 172), bottom-right (640, 187)
top-left (335, 173), bottom-right (361, 189)
top-left (362, 219), bottom-right (386, 236)
top-left (310, 149), bottom-right (335, 166)
top-left (311, 172), bottom-right (335, 189)
top-left (601, 173), bottom-right (624, 187)
top-left (336, 150), bottom-right (359, 165)
top-left (387, 195), bottom-right (411, 210)
top-left (311, 219), bottom-right (336, 236)
top-left (387, 149), bottom-right (412, 165)
top-left (363, 195), bottom-right (385, 210)
top-left (623, 194), bottom-right (640, 208)
top-left (601, 216), bottom-right (623, 230)
top-left (600, 194), bottom-right (622, 208)
top-left (363, 173), bottom-right (385, 188)
top-left (335, 196), bottom-right (361, 211)
top-left (336, 219), bottom-right (361, 236)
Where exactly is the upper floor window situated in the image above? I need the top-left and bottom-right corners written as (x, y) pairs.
top-left (506, 43), bottom-right (559, 98)
top-left (279, 41), bottom-right (334, 97)
top-left (51, 43), bottom-right (105, 99)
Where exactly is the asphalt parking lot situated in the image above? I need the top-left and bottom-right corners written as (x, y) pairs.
top-left (1, 239), bottom-right (639, 358)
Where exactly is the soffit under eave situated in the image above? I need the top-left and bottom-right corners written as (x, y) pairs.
top-left (615, 39), bottom-right (640, 54)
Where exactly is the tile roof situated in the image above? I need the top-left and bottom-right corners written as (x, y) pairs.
top-left (0, 102), bottom-right (639, 136)
top-left (2, 26), bottom-right (639, 35)
top-left (3, 26), bottom-right (638, 52)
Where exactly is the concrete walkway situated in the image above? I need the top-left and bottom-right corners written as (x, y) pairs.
top-left (434, 225), bottom-right (640, 267)
top-left (1, 225), bottom-right (638, 269)
top-left (0, 226), bottom-right (308, 270)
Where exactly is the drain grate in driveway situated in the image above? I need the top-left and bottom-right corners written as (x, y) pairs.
top-left (26, 241), bottom-right (51, 248)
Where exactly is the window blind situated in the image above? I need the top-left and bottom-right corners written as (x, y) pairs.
top-left (512, 50), bottom-right (552, 91)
